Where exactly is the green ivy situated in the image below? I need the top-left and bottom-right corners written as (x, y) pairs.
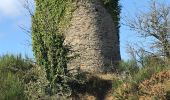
top-left (32, 0), bottom-right (75, 95)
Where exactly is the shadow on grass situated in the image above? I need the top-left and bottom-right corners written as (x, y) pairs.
top-left (69, 73), bottom-right (113, 100)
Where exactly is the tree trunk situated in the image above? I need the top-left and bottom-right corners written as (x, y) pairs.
top-left (162, 39), bottom-right (170, 59)
top-left (64, 0), bottom-right (121, 73)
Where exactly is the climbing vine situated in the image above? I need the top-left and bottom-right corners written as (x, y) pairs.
top-left (32, 0), bottom-right (76, 96)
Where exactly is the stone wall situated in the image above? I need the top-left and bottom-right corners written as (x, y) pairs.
top-left (64, 0), bottom-right (120, 73)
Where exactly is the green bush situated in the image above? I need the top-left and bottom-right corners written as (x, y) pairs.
top-left (133, 66), bottom-right (162, 84)
top-left (118, 60), bottom-right (139, 74)
top-left (23, 66), bottom-right (49, 100)
top-left (113, 55), bottom-right (166, 99)
top-left (0, 72), bottom-right (25, 100)
top-left (0, 54), bottom-right (33, 100)
top-left (132, 56), bottom-right (164, 84)
top-left (0, 54), bottom-right (32, 73)
top-left (113, 65), bottom-right (163, 99)
top-left (0, 55), bottom-right (30, 100)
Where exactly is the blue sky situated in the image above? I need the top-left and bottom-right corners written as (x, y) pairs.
top-left (120, 0), bottom-right (170, 60)
top-left (0, 0), bottom-right (33, 57)
top-left (0, 0), bottom-right (169, 60)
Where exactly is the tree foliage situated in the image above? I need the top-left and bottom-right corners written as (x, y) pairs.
top-left (125, 1), bottom-right (170, 58)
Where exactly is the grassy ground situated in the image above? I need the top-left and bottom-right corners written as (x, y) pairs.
top-left (0, 54), bottom-right (170, 100)
top-left (70, 69), bottom-right (170, 100)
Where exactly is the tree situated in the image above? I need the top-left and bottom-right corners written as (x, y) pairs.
top-left (125, 1), bottom-right (170, 59)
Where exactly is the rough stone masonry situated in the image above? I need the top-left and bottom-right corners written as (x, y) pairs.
top-left (64, 0), bottom-right (121, 73)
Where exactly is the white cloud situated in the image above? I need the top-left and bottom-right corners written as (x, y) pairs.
top-left (0, 0), bottom-right (22, 17)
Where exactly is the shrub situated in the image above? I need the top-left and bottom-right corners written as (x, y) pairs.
top-left (118, 60), bottom-right (139, 74)
top-left (0, 54), bottom-right (33, 99)
top-left (23, 65), bottom-right (49, 100)
top-left (113, 57), bottom-right (168, 99)
top-left (133, 66), bottom-right (162, 84)
top-left (0, 72), bottom-right (25, 100)
top-left (113, 54), bottom-right (168, 99)
top-left (0, 54), bottom-right (27, 100)
top-left (0, 54), bottom-right (33, 74)
top-left (113, 69), bottom-right (169, 99)
top-left (138, 71), bottom-right (170, 99)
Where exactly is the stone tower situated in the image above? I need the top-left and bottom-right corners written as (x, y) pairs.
top-left (64, 0), bottom-right (121, 73)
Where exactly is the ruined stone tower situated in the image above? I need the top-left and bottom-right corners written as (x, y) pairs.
top-left (32, 0), bottom-right (121, 74)
top-left (64, 0), bottom-right (121, 73)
